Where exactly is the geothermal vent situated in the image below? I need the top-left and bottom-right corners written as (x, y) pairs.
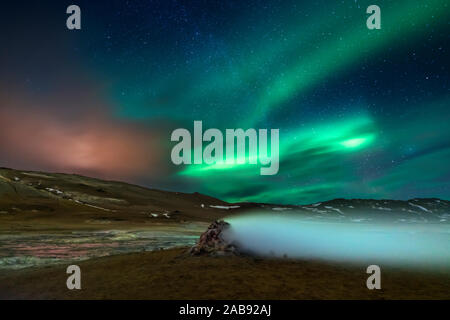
top-left (190, 220), bottom-right (239, 256)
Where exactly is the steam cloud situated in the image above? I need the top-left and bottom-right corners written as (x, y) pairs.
top-left (223, 213), bottom-right (450, 268)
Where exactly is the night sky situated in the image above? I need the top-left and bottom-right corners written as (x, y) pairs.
top-left (0, 0), bottom-right (449, 204)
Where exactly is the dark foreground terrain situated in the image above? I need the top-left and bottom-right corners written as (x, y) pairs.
top-left (1, 247), bottom-right (449, 300)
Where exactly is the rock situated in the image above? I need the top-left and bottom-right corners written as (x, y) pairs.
top-left (189, 220), bottom-right (238, 256)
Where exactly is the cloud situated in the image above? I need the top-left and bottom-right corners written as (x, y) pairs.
top-left (0, 87), bottom-right (166, 181)
top-left (224, 213), bottom-right (450, 266)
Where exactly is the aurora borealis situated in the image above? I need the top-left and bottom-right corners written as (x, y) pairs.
top-left (0, 0), bottom-right (449, 204)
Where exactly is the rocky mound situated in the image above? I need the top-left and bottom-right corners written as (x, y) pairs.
top-left (189, 220), bottom-right (239, 256)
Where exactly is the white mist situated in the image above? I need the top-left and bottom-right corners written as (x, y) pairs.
top-left (223, 213), bottom-right (450, 267)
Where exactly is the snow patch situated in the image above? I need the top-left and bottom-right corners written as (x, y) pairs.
top-left (45, 187), bottom-right (64, 195)
top-left (209, 205), bottom-right (240, 210)
top-left (73, 199), bottom-right (111, 212)
top-left (408, 202), bottom-right (431, 212)
top-left (272, 207), bottom-right (292, 211)
top-left (351, 218), bottom-right (369, 222)
top-left (376, 207), bottom-right (392, 211)
top-left (324, 206), bottom-right (344, 215)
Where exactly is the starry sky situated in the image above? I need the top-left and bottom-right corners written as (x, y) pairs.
top-left (0, 0), bottom-right (449, 204)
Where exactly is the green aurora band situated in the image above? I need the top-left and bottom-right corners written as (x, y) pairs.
top-left (169, 0), bottom-right (449, 204)
top-left (77, 0), bottom-right (449, 204)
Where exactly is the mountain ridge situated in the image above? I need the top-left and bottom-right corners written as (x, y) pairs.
top-left (1, 167), bottom-right (449, 231)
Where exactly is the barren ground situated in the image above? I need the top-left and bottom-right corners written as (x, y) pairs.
top-left (1, 247), bottom-right (449, 300)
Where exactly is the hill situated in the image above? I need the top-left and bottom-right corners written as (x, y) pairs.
top-left (1, 167), bottom-right (448, 232)
top-left (0, 167), bottom-right (239, 232)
